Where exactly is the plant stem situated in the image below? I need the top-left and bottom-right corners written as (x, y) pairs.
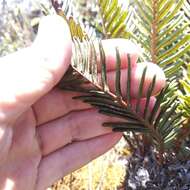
top-left (123, 134), bottom-right (136, 152)
top-left (151, 0), bottom-right (158, 64)
top-left (158, 140), bottom-right (164, 165)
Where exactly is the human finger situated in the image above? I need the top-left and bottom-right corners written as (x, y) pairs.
top-left (36, 132), bottom-right (122, 190)
top-left (37, 109), bottom-right (119, 156)
top-left (33, 89), bottom-right (91, 125)
top-left (33, 39), bottom-right (141, 125)
top-left (0, 15), bottom-right (72, 123)
top-left (130, 97), bottom-right (156, 115)
top-left (37, 96), bottom-right (157, 156)
top-left (97, 39), bottom-right (141, 71)
top-left (106, 62), bottom-right (166, 98)
top-left (33, 62), bottom-right (165, 125)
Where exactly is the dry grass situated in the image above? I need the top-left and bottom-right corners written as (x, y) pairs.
top-left (50, 140), bottom-right (129, 190)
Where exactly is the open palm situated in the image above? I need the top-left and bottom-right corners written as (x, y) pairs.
top-left (0, 16), bottom-right (165, 190)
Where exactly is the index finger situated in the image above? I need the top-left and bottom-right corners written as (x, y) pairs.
top-left (34, 39), bottom-right (142, 125)
top-left (97, 39), bottom-right (141, 71)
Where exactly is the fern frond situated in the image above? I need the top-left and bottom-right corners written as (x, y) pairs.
top-left (172, 63), bottom-right (190, 157)
top-left (52, 2), bottom-right (185, 163)
top-left (96, 0), bottom-right (130, 39)
top-left (183, 0), bottom-right (190, 20)
top-left (130, 0), bottom-right (189, 78)
top-left (58, 16), bottom-right (181, 162)
top-left (178, 64), bottom-right (190, 118)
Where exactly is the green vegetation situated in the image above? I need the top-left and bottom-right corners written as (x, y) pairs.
top-left (56, 0), bottom-right (190, 163)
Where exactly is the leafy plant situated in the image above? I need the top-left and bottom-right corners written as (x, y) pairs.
top-left (128, 0), bottom-right (190, 79)
top-left (128, 0), bottom-right (190, 158)
top-left (50, 0), bottom-right (190, 165)
top-left (96, 0), bottom-right (130, 39)
top-left (179, 64), bottom-right (190, 118)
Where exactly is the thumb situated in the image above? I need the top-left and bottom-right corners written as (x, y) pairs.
top-left (0, 15), bottom-right (72, 123)
top-left (32, 15), bottom-right (72, 82)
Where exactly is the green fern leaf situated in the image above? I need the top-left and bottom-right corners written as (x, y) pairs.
top-left (52, 1), bottom-right (185, 163)
top-left (178, 64), bottom-right (190, 118)
top-left (129, 0), bottom-right (189, 78)
top-left (97, 0), bottom-right (130, 38)
top-left (60, 20), bottom-right (181, 161)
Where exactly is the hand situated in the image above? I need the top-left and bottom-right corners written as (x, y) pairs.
top-left (0, 15), bottom-right (165, 190)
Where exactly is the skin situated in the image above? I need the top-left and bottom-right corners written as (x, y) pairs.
top-left (0, 15), bottom-right (166, 190)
